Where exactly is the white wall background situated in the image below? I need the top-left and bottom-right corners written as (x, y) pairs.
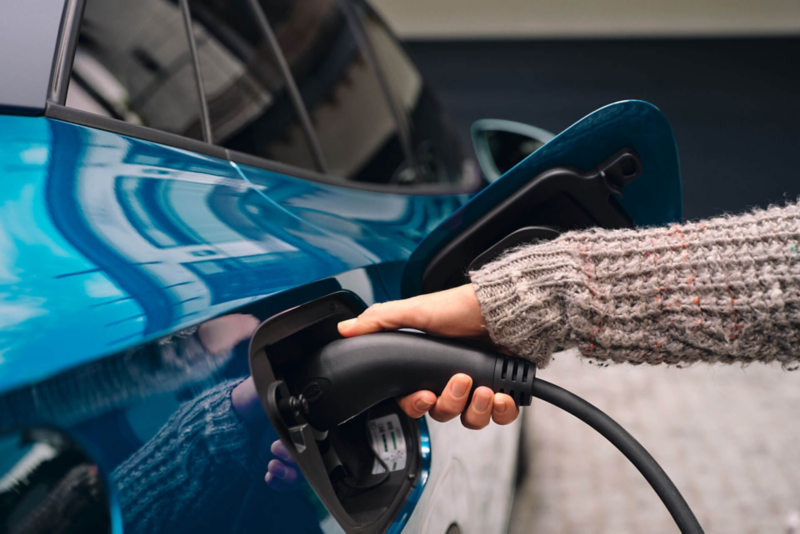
top-left (370, 0), bottom-right (800, 39)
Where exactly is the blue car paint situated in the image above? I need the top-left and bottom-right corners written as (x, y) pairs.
top-left (0, 109), bottom-right (450, 530)
top-left (0, 100), bottom-right (682, 533)
top-left (53, 270), bottom-right (408, 534)
top-left (402, 100), bottom-right (683, 297)
top-left (387, 416), bottom-right (431, 534)
top-left (0, 115), bottom-right (465, 394)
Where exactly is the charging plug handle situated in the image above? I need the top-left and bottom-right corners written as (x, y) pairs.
top-left (268, 329), bottom-right (703, 533)
top-left (285, 331), bottom-right (534, 431)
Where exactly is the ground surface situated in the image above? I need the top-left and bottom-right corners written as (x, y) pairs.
top-left (507, 352), bottom-right (800, 533)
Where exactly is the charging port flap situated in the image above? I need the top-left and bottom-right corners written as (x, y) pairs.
top-left (249, 291), bottom-right (423, 533)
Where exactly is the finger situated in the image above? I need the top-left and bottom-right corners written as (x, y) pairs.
top-left (270, 440), bottom-right (294, 464)
top-left (231, 377), bottom-right (264, 424)
top-left (265, 472), bottom-right (296, 492)
top-left (397, 391), bottom-right (436, 418)
top-left (268, 459), bottom-right (299, 484)
top-left (338, 297), bottom-right (428, 337)
top-left (429, 374), bottom-right (472, 422)
top-left (492, 393), bottom-right (520, 426)
top-left (265, 472), bottom-right (287, 491)
top-left (460, 386), bottom-right (494, 430)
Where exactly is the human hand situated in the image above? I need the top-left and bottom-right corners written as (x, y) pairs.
top-left (265, 440), bottom-right (303, 492)
top-left (337, 285), bottom-right (519, 429)
top-left (197, 314), bottom-right (260, 356)
top-left (230, 381), bottom-right (303, 492)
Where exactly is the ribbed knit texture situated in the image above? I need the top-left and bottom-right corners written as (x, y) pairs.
top-left (471, 201), bottom-right (800, 369)
top-left (112, 378), bottom-right (252, 534)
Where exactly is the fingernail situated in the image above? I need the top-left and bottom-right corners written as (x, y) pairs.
top-left (494, 398), bottom-right (507, 414)
top-left (451, 376), bottom-right (470, 398)
top-left (338, 318), bottom-right (356, 330)
top-left (474, 391), bottom-right (491, 412)
top-left (415, 398), bottom-right (434, 412)
top-left (265, 472), bottom-right (273, 483)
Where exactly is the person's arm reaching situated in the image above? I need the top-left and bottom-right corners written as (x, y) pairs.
top-left (471, 200), bottom-right (800, 368)
top-left (342, 200), bottom-right (800, 427)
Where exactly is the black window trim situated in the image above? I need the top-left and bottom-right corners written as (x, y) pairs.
top-left (333, 0), bottom-right (420, 174)
top-left (179, 0), bottom-right (213, 143)
top-left (48, 0), bottom-right (86, 105)
top-left (44, 0), bottom-right (481, 196)
top-left (45, 102), bottom-right (229, 160)
top-left (245, 0), bottom-right (329, 174)
top-left (352, 0), bottom-right (426, 139)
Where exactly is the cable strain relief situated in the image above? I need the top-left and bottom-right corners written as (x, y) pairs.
top-left (493, 356), bottom-right (535, 406)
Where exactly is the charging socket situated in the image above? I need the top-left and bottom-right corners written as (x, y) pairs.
top-left (249, 290), bottom-right (422, 533)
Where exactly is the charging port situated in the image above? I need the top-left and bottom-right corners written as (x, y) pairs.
top-left (249, 291), bottom-right (422, 534)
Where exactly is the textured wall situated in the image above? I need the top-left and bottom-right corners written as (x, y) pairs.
top-left (371, 0), bottom-right (800, 39)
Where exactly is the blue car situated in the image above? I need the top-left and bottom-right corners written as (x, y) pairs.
top-left (0, 0), bottom-right (682, 532)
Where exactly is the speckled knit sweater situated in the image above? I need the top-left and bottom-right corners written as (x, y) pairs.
top-left (471, 201), bottom-right (800, 369)
top-left (112, 379), bottom-right (253, 534)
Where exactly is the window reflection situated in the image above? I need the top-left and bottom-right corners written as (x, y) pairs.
top-left (188, 0), bottom-right (319, 170)
top-left (355, 3), bottom-right (469, 185)
top-left (66, 0), bottom-right (205, 140)
top-left (262, 0), bottom-right (410, 183)
top-left (116, 176), bottom-right (253, 249)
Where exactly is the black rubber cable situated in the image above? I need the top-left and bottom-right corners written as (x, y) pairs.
top-left (532, 379), bottom-right (704, 534)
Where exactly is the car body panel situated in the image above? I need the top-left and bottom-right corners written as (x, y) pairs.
top-left (0, 115), bottom-right (467, 395)
top-left (0, 98), bottom-right (681, 532)
top-left (0, 109), bottom-right (531, 534)
top-left (0, 0), bottom-right (523, 527)
top-left (0, 2), bottom-right (682, 530)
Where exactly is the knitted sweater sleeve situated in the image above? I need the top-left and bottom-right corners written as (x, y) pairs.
top-left (112, 378), bottom-right (253, 534)
top-left (471, 201), bottom-right (800, 368)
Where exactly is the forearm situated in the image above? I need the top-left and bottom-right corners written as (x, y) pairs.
top-left (471, 201), bottom-right (800, 368)
top-left (112, 378), bottom-right (252, 534)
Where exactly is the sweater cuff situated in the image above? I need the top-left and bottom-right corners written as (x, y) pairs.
top-left (470, 238), bottom-right (585, 368)
top-left (113, 379), bottom-right (253, 534)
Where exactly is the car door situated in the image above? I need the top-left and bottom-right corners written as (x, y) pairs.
top-left (0, 0), bottom-right (476, 533)
top-left (0, 103), bottom-right (680, 534)
top-left (0, 0), bottom-right (682, 533)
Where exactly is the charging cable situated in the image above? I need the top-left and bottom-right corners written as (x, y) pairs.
top-left (532, 379), bottom-right (703, 533)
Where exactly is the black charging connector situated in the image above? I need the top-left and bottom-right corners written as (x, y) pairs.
top-left (279, 331), bottom-right (703, 534)
top-left (284, 332), bottom-right (534, 431)
top-left (250, 292), bottom-right (703, 534)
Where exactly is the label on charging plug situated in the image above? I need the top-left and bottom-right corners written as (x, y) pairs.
top-left (367, 414), bottom-right (407, 474)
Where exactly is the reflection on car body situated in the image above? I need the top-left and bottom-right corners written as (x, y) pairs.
top-left (0, 0), bottom-right (524, 531)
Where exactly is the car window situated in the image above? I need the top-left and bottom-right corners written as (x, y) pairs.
top-left (354, 3), bottom-right (469, 186)
top-left (65, 0), bottom-right (205, 140)
top-left (260, 0), bottom-right (413, 184)
top-left (187, 0), bottom-right (318, 171)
